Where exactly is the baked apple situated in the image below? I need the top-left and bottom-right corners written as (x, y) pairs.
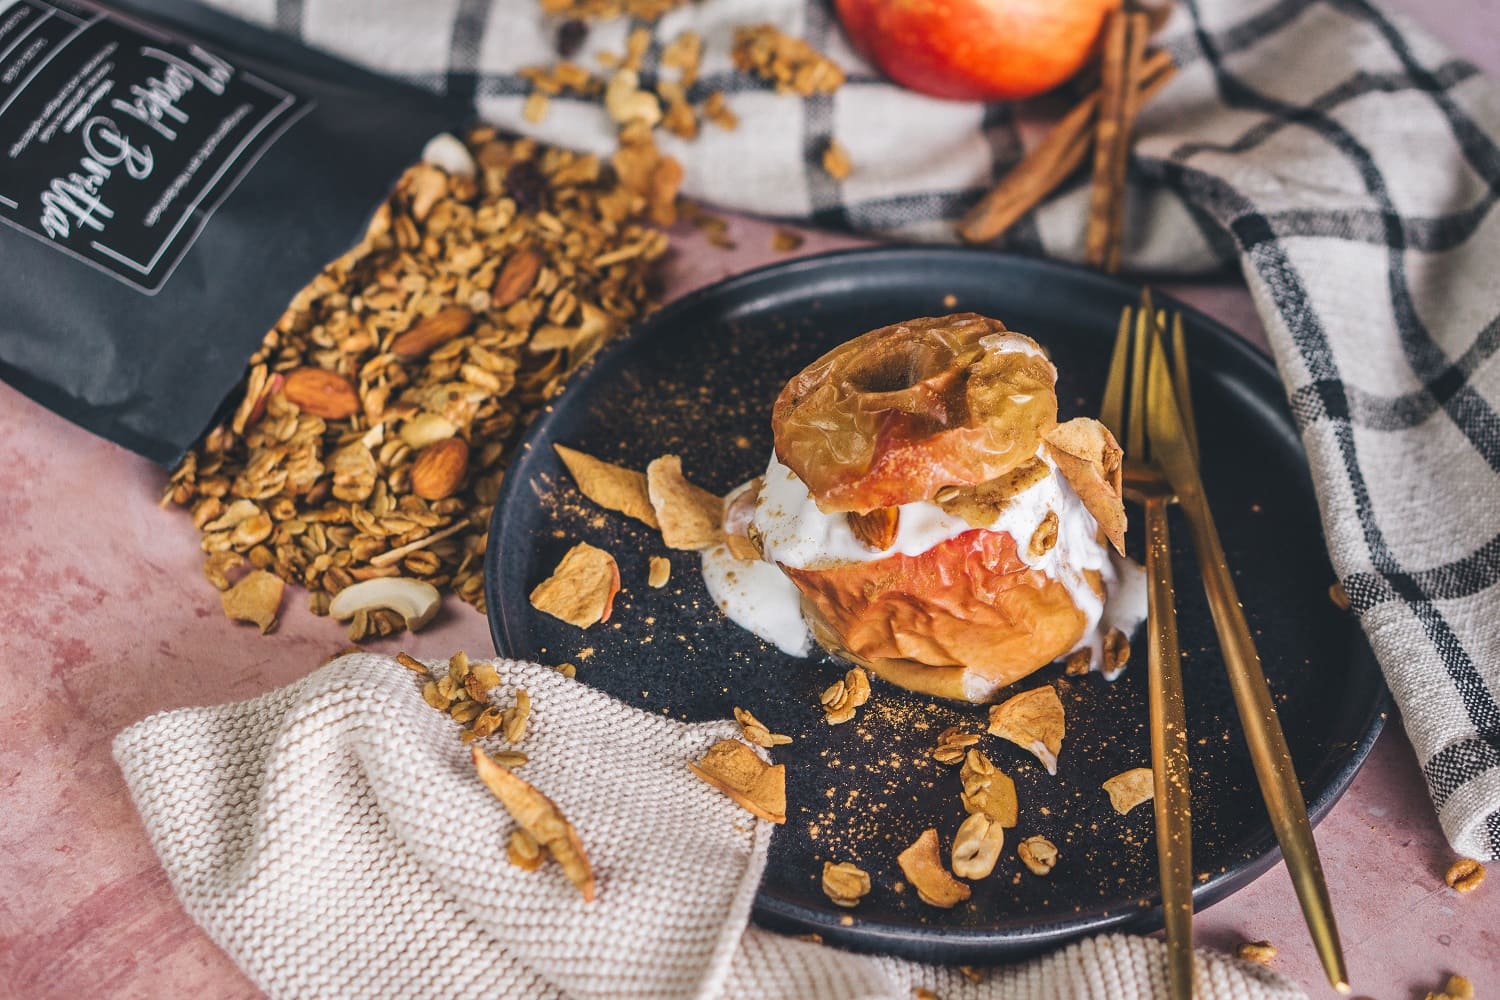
top-left (707, 313), bottom-right (1143, 703)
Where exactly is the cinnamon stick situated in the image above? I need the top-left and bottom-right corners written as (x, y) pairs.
top-left (957, 47), bottom-right (1173, 245)
top-left (1084, 10), bottom-right (1151, 272)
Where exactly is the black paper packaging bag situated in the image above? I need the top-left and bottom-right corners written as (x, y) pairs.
top-left (0, 0), bottom-right (458, 465)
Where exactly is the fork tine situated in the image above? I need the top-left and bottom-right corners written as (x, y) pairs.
top-left (1100, 306), bottom-right (1131, 445)
top-left (1169, 310), bottom-right (1200, 462)
top-left (1128, 293), bottom-right (1151, 461)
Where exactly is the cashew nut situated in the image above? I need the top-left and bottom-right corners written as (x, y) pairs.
top-left (605, 70), bottom-right (662, 127)
top-left (328, 577), bottom-right (441, 631)
top-left (951, 812), bottom-right (1005, 880)
top-left (421, 132), bottom-right (476, 178)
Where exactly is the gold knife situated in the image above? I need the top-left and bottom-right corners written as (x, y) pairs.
top-left (1141, 317), bottom-right (1350, 995)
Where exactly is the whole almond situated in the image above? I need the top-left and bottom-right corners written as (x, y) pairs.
top-left (492, 249), bottom-right (542, 308)
top-left (282, 367), bottom-right (360, 420)
top-left (411, 437), bottom-right (469, 500)
top-left (848, 507), bottom-right (899, 550)
top-left (391, 306), bottom-right (473, 358)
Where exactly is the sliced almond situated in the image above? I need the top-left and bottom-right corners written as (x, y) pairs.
top-left (847, 507), bottom-right (899, 550)
top-left (646, 455), bottom-right (724, 550)
top-left (988, 686), bottom-right (1066, 775)
top-left (554, 444), bottom-right (659, 528)
top-left (473, 747), bottom-right (595, 901)
top-left (689, 739), bottom-right (786, 824)
top-left (897, 828), bottom-right (971, 908)
top-left (529, 542), bottom-right (620, 629)
top-left (1044, 419), bottom-right (1126, 554)
top-left (647, 556), bottom-right (671, 588)
top-left (399, 412), bottom-right (457, 450)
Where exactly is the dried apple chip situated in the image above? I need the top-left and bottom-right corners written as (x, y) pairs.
top-left (529, 542), bottom-right (620, 628)
top-left (897, 828), bottom-right (971, 908)
top-left (689, 739), bottom-right (786, 824)
top-left (1103, 767), bottom-right (1155, 815)
top-left (221, 570), bottom-right (284, 633)
top-left (1044, 418), bottom-right (1125, 554)
top-left (646, 455), bottom-right (725, 550)
top-left (554, 444), bottom-right (659, 529)
top-left (988, 685), bottom-right (1066, 775)
top-left (473, 747), bottom-right (595, 901)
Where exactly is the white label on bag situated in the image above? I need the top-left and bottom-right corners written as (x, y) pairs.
top-left (0, 0), bottom-right (310, 292)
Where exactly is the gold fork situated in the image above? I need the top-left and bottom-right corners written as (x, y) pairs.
top-left (1130, 294), bottom-right (1352, 995)
top-left (1101, 295), bottom-right (1195, 1000)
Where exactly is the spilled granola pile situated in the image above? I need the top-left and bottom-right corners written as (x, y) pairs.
top-left (164, 127), bottom-right (674, 637)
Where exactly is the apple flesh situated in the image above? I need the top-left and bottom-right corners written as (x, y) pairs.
top-left (786, 528), bottom-right (1087, 702)
top-left (834, 0), bottom-right (1121, 101)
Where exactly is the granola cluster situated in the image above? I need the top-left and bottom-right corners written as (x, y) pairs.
top-left (539, 0), bottom-right (687, 20)
top-left (164, 129), bottom-right (672, 637)
top-left (731, 24), bottom-right (846, 96)
top-left (521, 25), bottom-right (738, 148)
top-left (406, 650), bottom-right (536, 749)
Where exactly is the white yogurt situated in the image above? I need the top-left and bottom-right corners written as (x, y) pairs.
top-left (716, 450), bottom-right (1146, 674)
top-left (752, 451), bottom-right (1114, 654)
top-left (700, 542), bottom-right (812, 656)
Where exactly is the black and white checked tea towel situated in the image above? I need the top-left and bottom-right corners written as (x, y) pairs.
top-left (199, 0), bottom-right (1500, 860)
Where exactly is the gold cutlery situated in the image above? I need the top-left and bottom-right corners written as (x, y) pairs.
top-left (1102, 298), bottom-right (1194, 1000)
top-left (1133, 294), bottom-right (1351, 995)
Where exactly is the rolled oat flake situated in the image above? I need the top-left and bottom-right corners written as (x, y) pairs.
top-left (0, 0), bottom-right (455, 464)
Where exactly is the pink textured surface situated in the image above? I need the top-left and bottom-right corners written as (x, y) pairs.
top-left (4, 0), bottom-right (1499, 985)
top-left (1, 212), bottom-right (1494, 1000)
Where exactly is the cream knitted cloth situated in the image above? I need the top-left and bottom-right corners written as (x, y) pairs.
top-left (114, 652), bottom-right (1306, 1000)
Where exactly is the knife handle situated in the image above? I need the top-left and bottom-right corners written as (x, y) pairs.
top-left (1143, 495), bottom-right (1194, 1000)
top-left (1177, 489), bottom-right (1350, 994)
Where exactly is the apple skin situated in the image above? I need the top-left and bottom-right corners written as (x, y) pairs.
top-left (771, 315), bottom-right (1057, 513)
top-left (834, 0), bottom-right (1121, 101)
top-left (785, 528), bottom-right (1086, 701)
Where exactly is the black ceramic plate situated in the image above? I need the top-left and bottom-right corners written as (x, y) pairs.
top-left (486, 248), bottom-right (1387, 963)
